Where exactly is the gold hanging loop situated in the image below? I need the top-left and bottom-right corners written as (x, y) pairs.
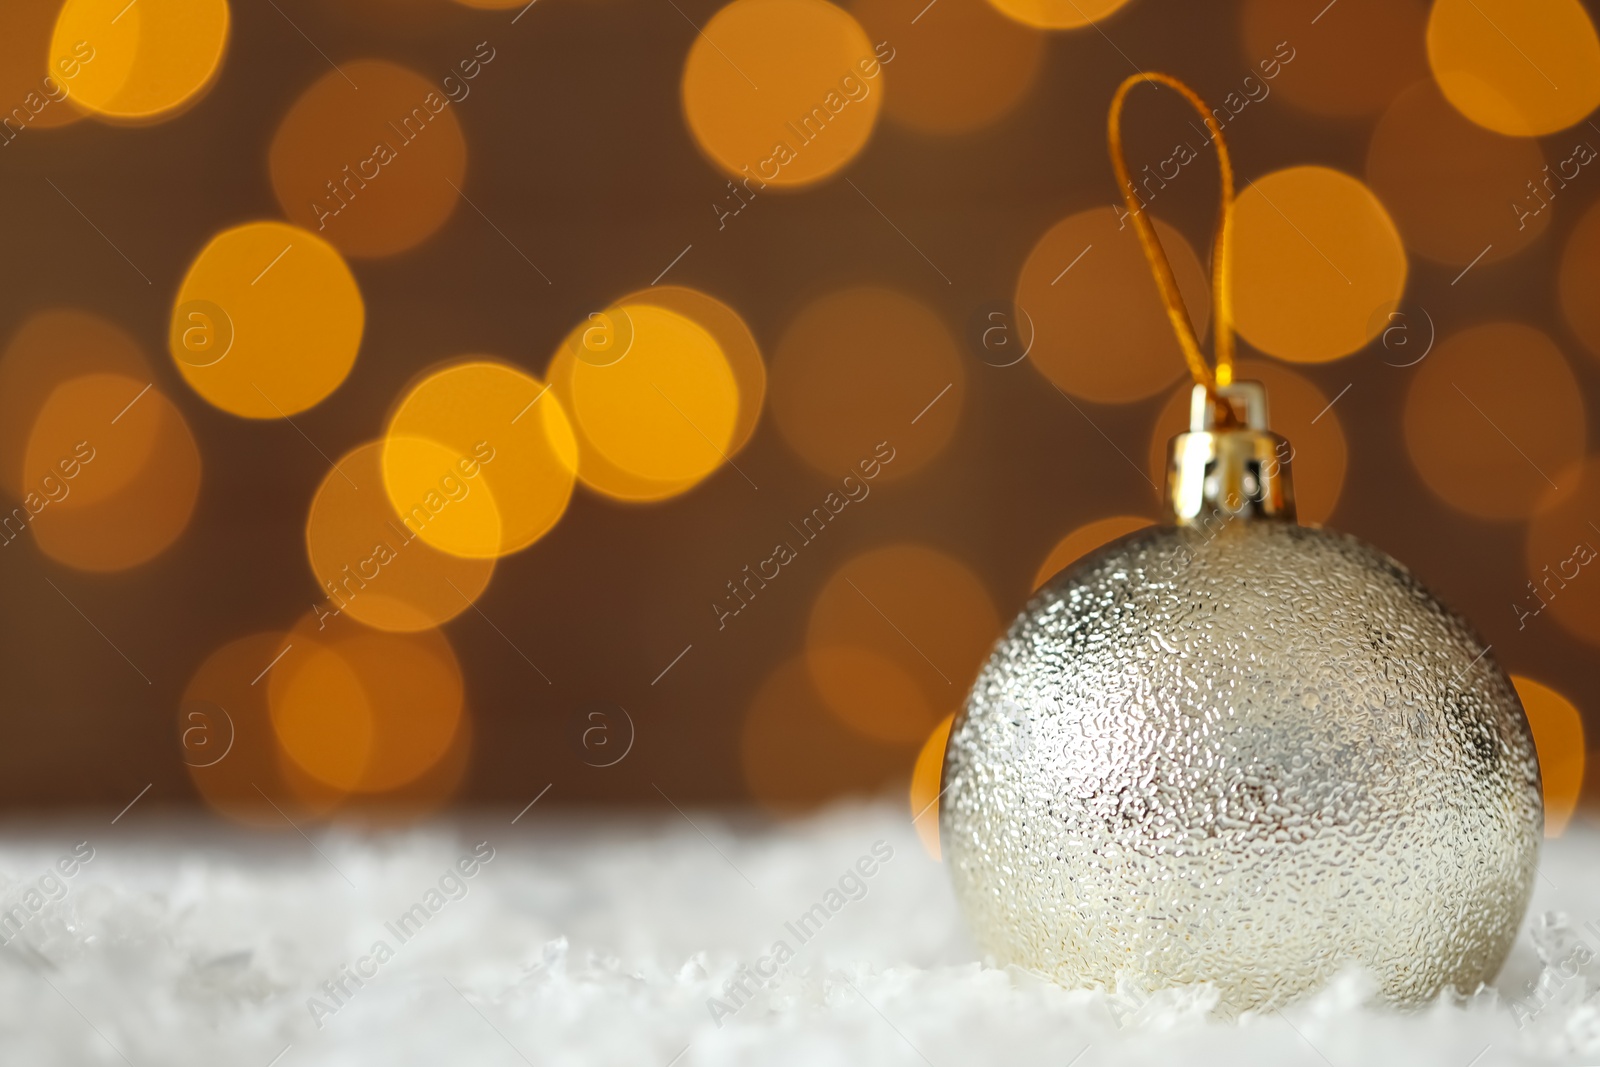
top-left (1107, 72), bottom-right (1237, 405)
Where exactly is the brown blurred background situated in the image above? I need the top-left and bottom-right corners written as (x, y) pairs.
top-left (0, 0), bottom-right (1597, 826)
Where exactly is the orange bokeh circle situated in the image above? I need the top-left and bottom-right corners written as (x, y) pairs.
top-left (770, 286), bottom-right (964, 480)
top-left (24, 375), bottom-right (201, 572)
top-left (1239, 0), bottom-right (1426, 118)
top-left (851, 0), bottom-right (1042, 135)
top-left (682, 0), bottom-right (885, 187)
top-left (172, 221), bottom-right (365, 419)
top-left (1366, 80), bottom-right (1550, 268)
top-left (741, 654), bottom-right (910, 814)
top-left (0, 1), bottom-right (87, 133)
top-left (1232, 165), bottom-right (1407, 364)
top-left (1148, 359), bottom-right (1348, 525)
top-left (546, 288), bottom-right (762, 503)
top-left (1512, 674), bottom-right (1585, 837)
top-left (1034, 515), bottom-right (1155, 590)
top-left (985, 0), bottom-right (1132, 31)
top-left (0, 309), bottom-right (150, 500)
top-left (384, 360), bottom-right (576, 559)
top-left (1427, 0), bottom-right (1600, 137)
top-left (1404, 323), bottom-right (1584, 521)
top-left (1559, 199), bottom-right (1600, 362)
top-left (1017, 206), bottom-right (1209, 403)
top-left (806, 543), bottom-right (998, 744)
top-left (910, 712), bottom-right (953, 859)
top-left (270, 59), bottom-right (467, 258)
top-left (183, 630), bottom-right (346, 827)
top-left (305, 440), bottom-right (496, 632)
top-left (268, 611), bottom-right (466, 794)
top-left (50, 0), bottom-right (230, 123)
top-left (1523, 457), bottom-right (1600, 647)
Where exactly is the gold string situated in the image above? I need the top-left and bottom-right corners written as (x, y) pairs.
top-left (1107, 72), bottom-right (1236, 400)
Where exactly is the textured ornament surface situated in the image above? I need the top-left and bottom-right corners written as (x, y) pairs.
top-left (942, 521), bottom-right (1541, 1013)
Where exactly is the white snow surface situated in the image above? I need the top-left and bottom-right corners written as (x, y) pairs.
top-left (1, 799), bottom-right (1598, 1066)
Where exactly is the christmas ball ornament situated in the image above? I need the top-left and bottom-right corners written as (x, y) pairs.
top-left (942, 74), bottom-right (1542, 1013)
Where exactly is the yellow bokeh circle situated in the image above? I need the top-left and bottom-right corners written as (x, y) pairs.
top-left (682, 0), bottom-right (886, 187)
top-left (560, 304), bottom-right (740, 488)
top-left (384, 361), bottom-right (576, 559)
top-left (50, 0), bottom-right (230, 122)
top-left (1427, 0), bottom-right (1600, 137)
top-left (547, 291), bottom-right (760, 503)
top-left (1233, 165), bottom-right (1407, 363)
top-left (172, 221), bottom-right (364, 419)
top-left (985, 0), bottom-right (1132, 30)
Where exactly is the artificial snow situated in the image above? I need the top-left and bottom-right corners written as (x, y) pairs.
top-left (0, 799), bottom-right (1596, 1066)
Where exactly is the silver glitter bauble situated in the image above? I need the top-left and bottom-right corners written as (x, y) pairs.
top-left (942, 382), bottom-right (1542, 1013)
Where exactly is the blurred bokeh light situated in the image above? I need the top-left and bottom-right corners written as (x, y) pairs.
top-left (1238, 0), bottom-right (1425, 118)
top-left (269, 59), bottom-right (467, 258)
top-left (1366, 80), bottom-right (1550, 267)
top-left (1560, 200), bottom-right (1600, 362)
top-left (0, 1), bottom-right (88, 132)
top-left (851, 0), bottom-right (1042, 135)
top-left (1034, 515), bottom-right (1155, 589)
top-left (25, 374), bottom-right (200, 572)
top-left (183, 630), bottom-right (335, 828)
top-left (546, 290), bottom-right (762, 503)
top-left (1513, 674), bottom-right (1585, 837)
top-left (384, 360), bottom-right (575, 559)
top-left (806, 544), bottom-right (998, 745)
top-left (910, 712), bottom-right (953, 859)
top-left (268, 611), bottom-right (466, 795)
top-left (1524, 458), bottom-right (1600, 647)
top-left (552, 302), bottom-right (740, 492)
top-left (305, 440), bottom-right (496, 633)
top-left (49, 0), bottom-right (230, 122)
top-left (1017, 206), bottom-right (1207, 404)
top-left (1232, 166), bottom-right (1407, 364)
top-left (1405, 323), bottom-right (1585, 521)
top-left (984, 0), bottom-right (1131, 31)
top-left (0, 310), bottom-right (149, 499)
top-left (682, 0), bottom-right (884, 187)
top-left (771, 286), bottom-right (963, 478)
top-left (1426, 0), bottom-right (1600, 136)
top-left (172, 221), bottom-right (364, 418)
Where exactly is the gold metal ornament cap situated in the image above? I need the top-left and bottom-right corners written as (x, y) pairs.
top-left (1167, 380), bottom-right (1297, 526)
